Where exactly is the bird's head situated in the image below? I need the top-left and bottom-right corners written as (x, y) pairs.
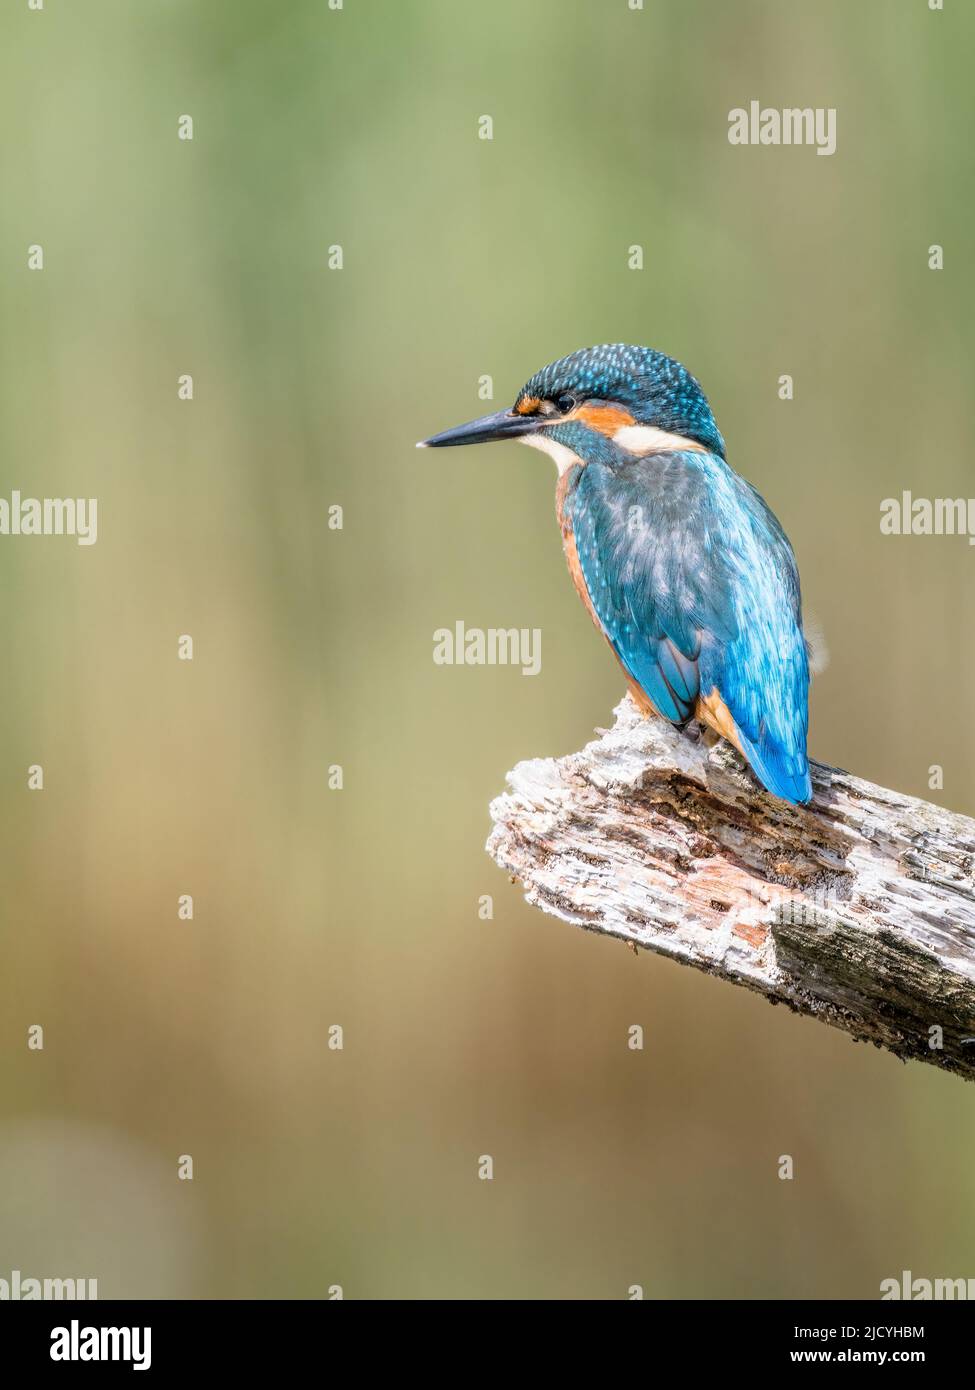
top-left (418, 343), bottom-right (725, 470)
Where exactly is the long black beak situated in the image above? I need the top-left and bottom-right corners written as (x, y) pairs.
top-left (417, 408), bottom-right (544, 449)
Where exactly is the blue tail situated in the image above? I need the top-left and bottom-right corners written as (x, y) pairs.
top-left (738, 730), bottom-right (812, 806)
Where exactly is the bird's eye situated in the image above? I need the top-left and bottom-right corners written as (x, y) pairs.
top-left (555, 393), bottom-right (577, 415)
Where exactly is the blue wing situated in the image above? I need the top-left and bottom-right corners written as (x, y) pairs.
top-left (569, 450), bottom-right (811, 805)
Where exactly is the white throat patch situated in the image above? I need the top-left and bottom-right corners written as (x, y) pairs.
top-left (518, 431), bottom-right (584, 475)
top-left (613, 424), bottom-right (705, 455)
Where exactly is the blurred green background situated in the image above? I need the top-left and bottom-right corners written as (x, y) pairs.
top-left (0, 0), bottom-right (973, 1300)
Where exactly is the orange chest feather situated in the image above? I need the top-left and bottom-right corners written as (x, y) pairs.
top-left (555, 473), bottom-right (599, 626)
top-left (553, 475), bottom-right (744, 742)
top-left (556, 476), bottom-right (656, 716)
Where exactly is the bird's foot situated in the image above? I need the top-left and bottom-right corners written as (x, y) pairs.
top-left (684, 719), bottom-right (719, 748)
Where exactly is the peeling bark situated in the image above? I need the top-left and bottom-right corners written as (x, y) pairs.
top-left (486, 696), bottom-right (975, 1080)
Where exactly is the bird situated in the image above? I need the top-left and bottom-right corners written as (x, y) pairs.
top-left (418, 343), bottom-right (812, 805)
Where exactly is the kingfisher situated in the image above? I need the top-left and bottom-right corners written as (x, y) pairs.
top-left (418, 344), bottom-right (812, 805)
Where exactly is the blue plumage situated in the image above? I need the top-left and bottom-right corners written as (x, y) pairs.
top-left (420, 343), bottom-right (813, 805)
top-left (566, 445), bottom-right (810, 803)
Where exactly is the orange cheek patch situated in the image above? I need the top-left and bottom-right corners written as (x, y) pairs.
top-left (514, 396), bottom-right (540, 416)
top-left (574, 403), bottom-right (636, 435)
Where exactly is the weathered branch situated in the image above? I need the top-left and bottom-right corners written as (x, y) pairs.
top-left (487, 696), bottom-right (975, 1080)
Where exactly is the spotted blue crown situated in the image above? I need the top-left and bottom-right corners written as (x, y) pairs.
top-left (518, 343), bottom-right (726, 458)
